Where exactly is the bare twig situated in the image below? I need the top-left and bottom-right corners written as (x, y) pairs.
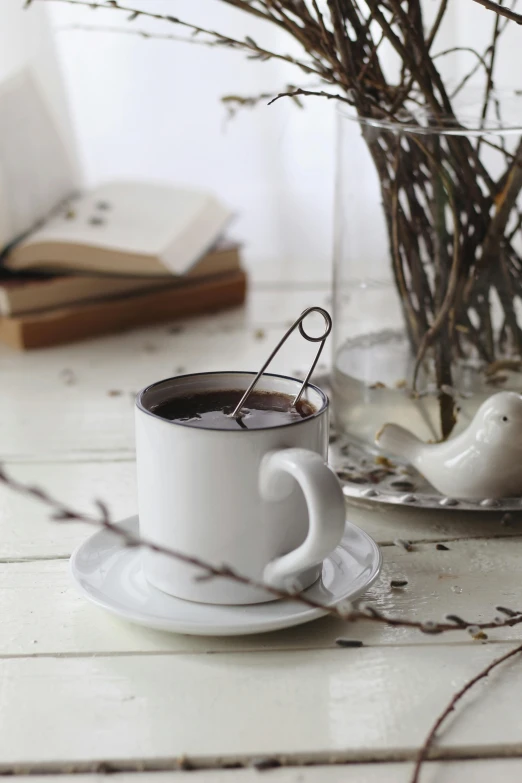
top-left (55, 23), bottom-right (232, 47)
top-left (0, 464), bottom-right (521, 637)
top-left (267, 87), bottom-right (351, 105)
top-left (476, 0), bottom-right (504, 156)
top-left (426, 0), bottom-right (449, 49)
top-left (32, 0), bottom-right (327, 79)
top-left (411, 641), bottom-right (522, 783)
top-left (471, 0), bottom-right (522, 24)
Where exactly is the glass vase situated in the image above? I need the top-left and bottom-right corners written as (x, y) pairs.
top-left (332, 96), bottom-right (522, 448)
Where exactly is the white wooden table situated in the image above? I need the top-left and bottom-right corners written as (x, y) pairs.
top-left (1, 281), bottom-right (521, 783)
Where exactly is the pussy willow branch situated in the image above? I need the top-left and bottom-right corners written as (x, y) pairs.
top-left (57, 25), bottom-right (333, 116)
top-left (267, 87), bottom-right (350, 105)
top-left (410, 641), bottom-right (522, 783)
top-left (30, 0), bottom-right (329, 80)
top-left (56, 23), bottom-right (236, 47)
top-left (1, 463), bottom-right (522, 637)
top-left (471, 0), bottom-right (522, 23)
top-left (224, 86), bottom-right (347, 114)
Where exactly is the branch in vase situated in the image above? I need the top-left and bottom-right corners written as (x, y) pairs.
top-left (471, 0), bottom-right (522, 24)
top-left (390, 140), bottom-right (424, 351)
top-left (56, 23), bottom-right (233, 47)
top-left (221, 81), bottom-right (337, 116)
top-left (449, 0), bottom-right (516, 100)
top-left (267, 87), bottom-right (351, 105)
top-left (476, 0), bottom-right (504, 159)
top-left (311, 0), bottom-right (334, 55)
top-left (481, 138), bottom-right (522, 285)
top-left (434, 46), bottom-right (490, 96)
top-left (219, 0), bottom-right (289, 27)
top-left (426, 0), bottom-right (449, 49)
top-left (406, 140), bottom-right (461, 379)
top-left (326, 0), bottom-right (357, 91)
top-left (31, 0), bottom-right (328, 80)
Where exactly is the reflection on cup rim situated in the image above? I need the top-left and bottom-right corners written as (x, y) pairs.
top-left (135, 370), bottom-right (329, 433)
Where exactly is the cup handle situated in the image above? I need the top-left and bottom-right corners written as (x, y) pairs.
top-left (259, 448), bottom-right (346, 591)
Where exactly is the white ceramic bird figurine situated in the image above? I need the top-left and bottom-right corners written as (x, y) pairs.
top-left (375, 391), bottom-right (522, 499)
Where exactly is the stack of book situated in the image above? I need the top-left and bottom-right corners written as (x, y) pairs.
top-left (0, 180), bottom-right (245, 350)
top-left (0, 71), bottom-right (246, 350)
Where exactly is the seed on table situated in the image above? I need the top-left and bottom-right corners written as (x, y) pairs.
top-left (94, 762), bottom-right (117, 774)
top-left (445, 614), bottom-right (468, 627)
top-left (394, 538), bottom-right (413, 552)
top-left (390, 480), bottom-right (416, 491)
top-left (250, 757), bottom-right (281, 771)
top-left (467, 625), bottom-right (488, 640)
top-left (390, 579), bottom-right (408, 588)
top-left (436, 543), bottom-right (450, 550)
top-left (335, 638), bottom-right (364, 648)
top-left (375, 455), bottom-right (395, 468)
top-left (420, 621), bottom-right (442, 635)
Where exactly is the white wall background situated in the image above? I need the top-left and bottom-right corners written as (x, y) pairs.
top-left (2, 0), bottom-right (521, 283)
top-left (48, 0), bottom-right (338, 284)
top-left (0, 1), bottom-right (77, 166)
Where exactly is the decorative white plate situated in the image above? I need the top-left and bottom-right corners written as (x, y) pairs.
top-left (70, 516), bottom-right (381, 636)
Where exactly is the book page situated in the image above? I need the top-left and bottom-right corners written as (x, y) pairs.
top-left (16, 181), bottom-right (232, 274)
top-left (0, 69), bottom-right (78, 251)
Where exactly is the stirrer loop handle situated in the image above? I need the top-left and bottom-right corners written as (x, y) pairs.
top-left (230, 306), bottom-right (332, 419)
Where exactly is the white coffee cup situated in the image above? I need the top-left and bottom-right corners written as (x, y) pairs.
top-left (135, 371), bottom-right (346, 605)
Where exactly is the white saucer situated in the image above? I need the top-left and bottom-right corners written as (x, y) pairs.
top-left (70, 516), bottom-right (381, 636)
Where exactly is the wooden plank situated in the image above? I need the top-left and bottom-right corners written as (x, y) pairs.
top-left (0, 286), bottom-right (332, 460)
top-left (9, 761), bottom-right (522, 781)
top-left (0, 324), bottom-right (329, 461)
top-left (1, 461), bottom-right (519, 560)
top-left (0, 462), bottom-right (136, 560)
top-left (346, 501), bottom-right (522, 546)
top-left (0, 537), bottom-right (520, 656)
top-left (1, 644), bottom-right (522, 767)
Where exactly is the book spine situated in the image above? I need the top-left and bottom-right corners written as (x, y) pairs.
top-left (2, 271), bottom-right (247, 350)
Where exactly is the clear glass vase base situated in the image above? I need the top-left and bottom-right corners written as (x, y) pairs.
top-left (333, 330), bottom-right (522, 445)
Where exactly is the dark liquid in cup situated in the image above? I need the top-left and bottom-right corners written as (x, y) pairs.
top-left (151, 389), bottom-right (317, 430)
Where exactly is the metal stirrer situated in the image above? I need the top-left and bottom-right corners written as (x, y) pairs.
top-left (229, 306), bottom-right (332, 419)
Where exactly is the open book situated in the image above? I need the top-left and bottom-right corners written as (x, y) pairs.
top-left (5, 180), bottom-right (234, 277)
top-left (0, 70), bottom-right (233, 278)
top-left (0, 239), bottom-right (241, 316)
